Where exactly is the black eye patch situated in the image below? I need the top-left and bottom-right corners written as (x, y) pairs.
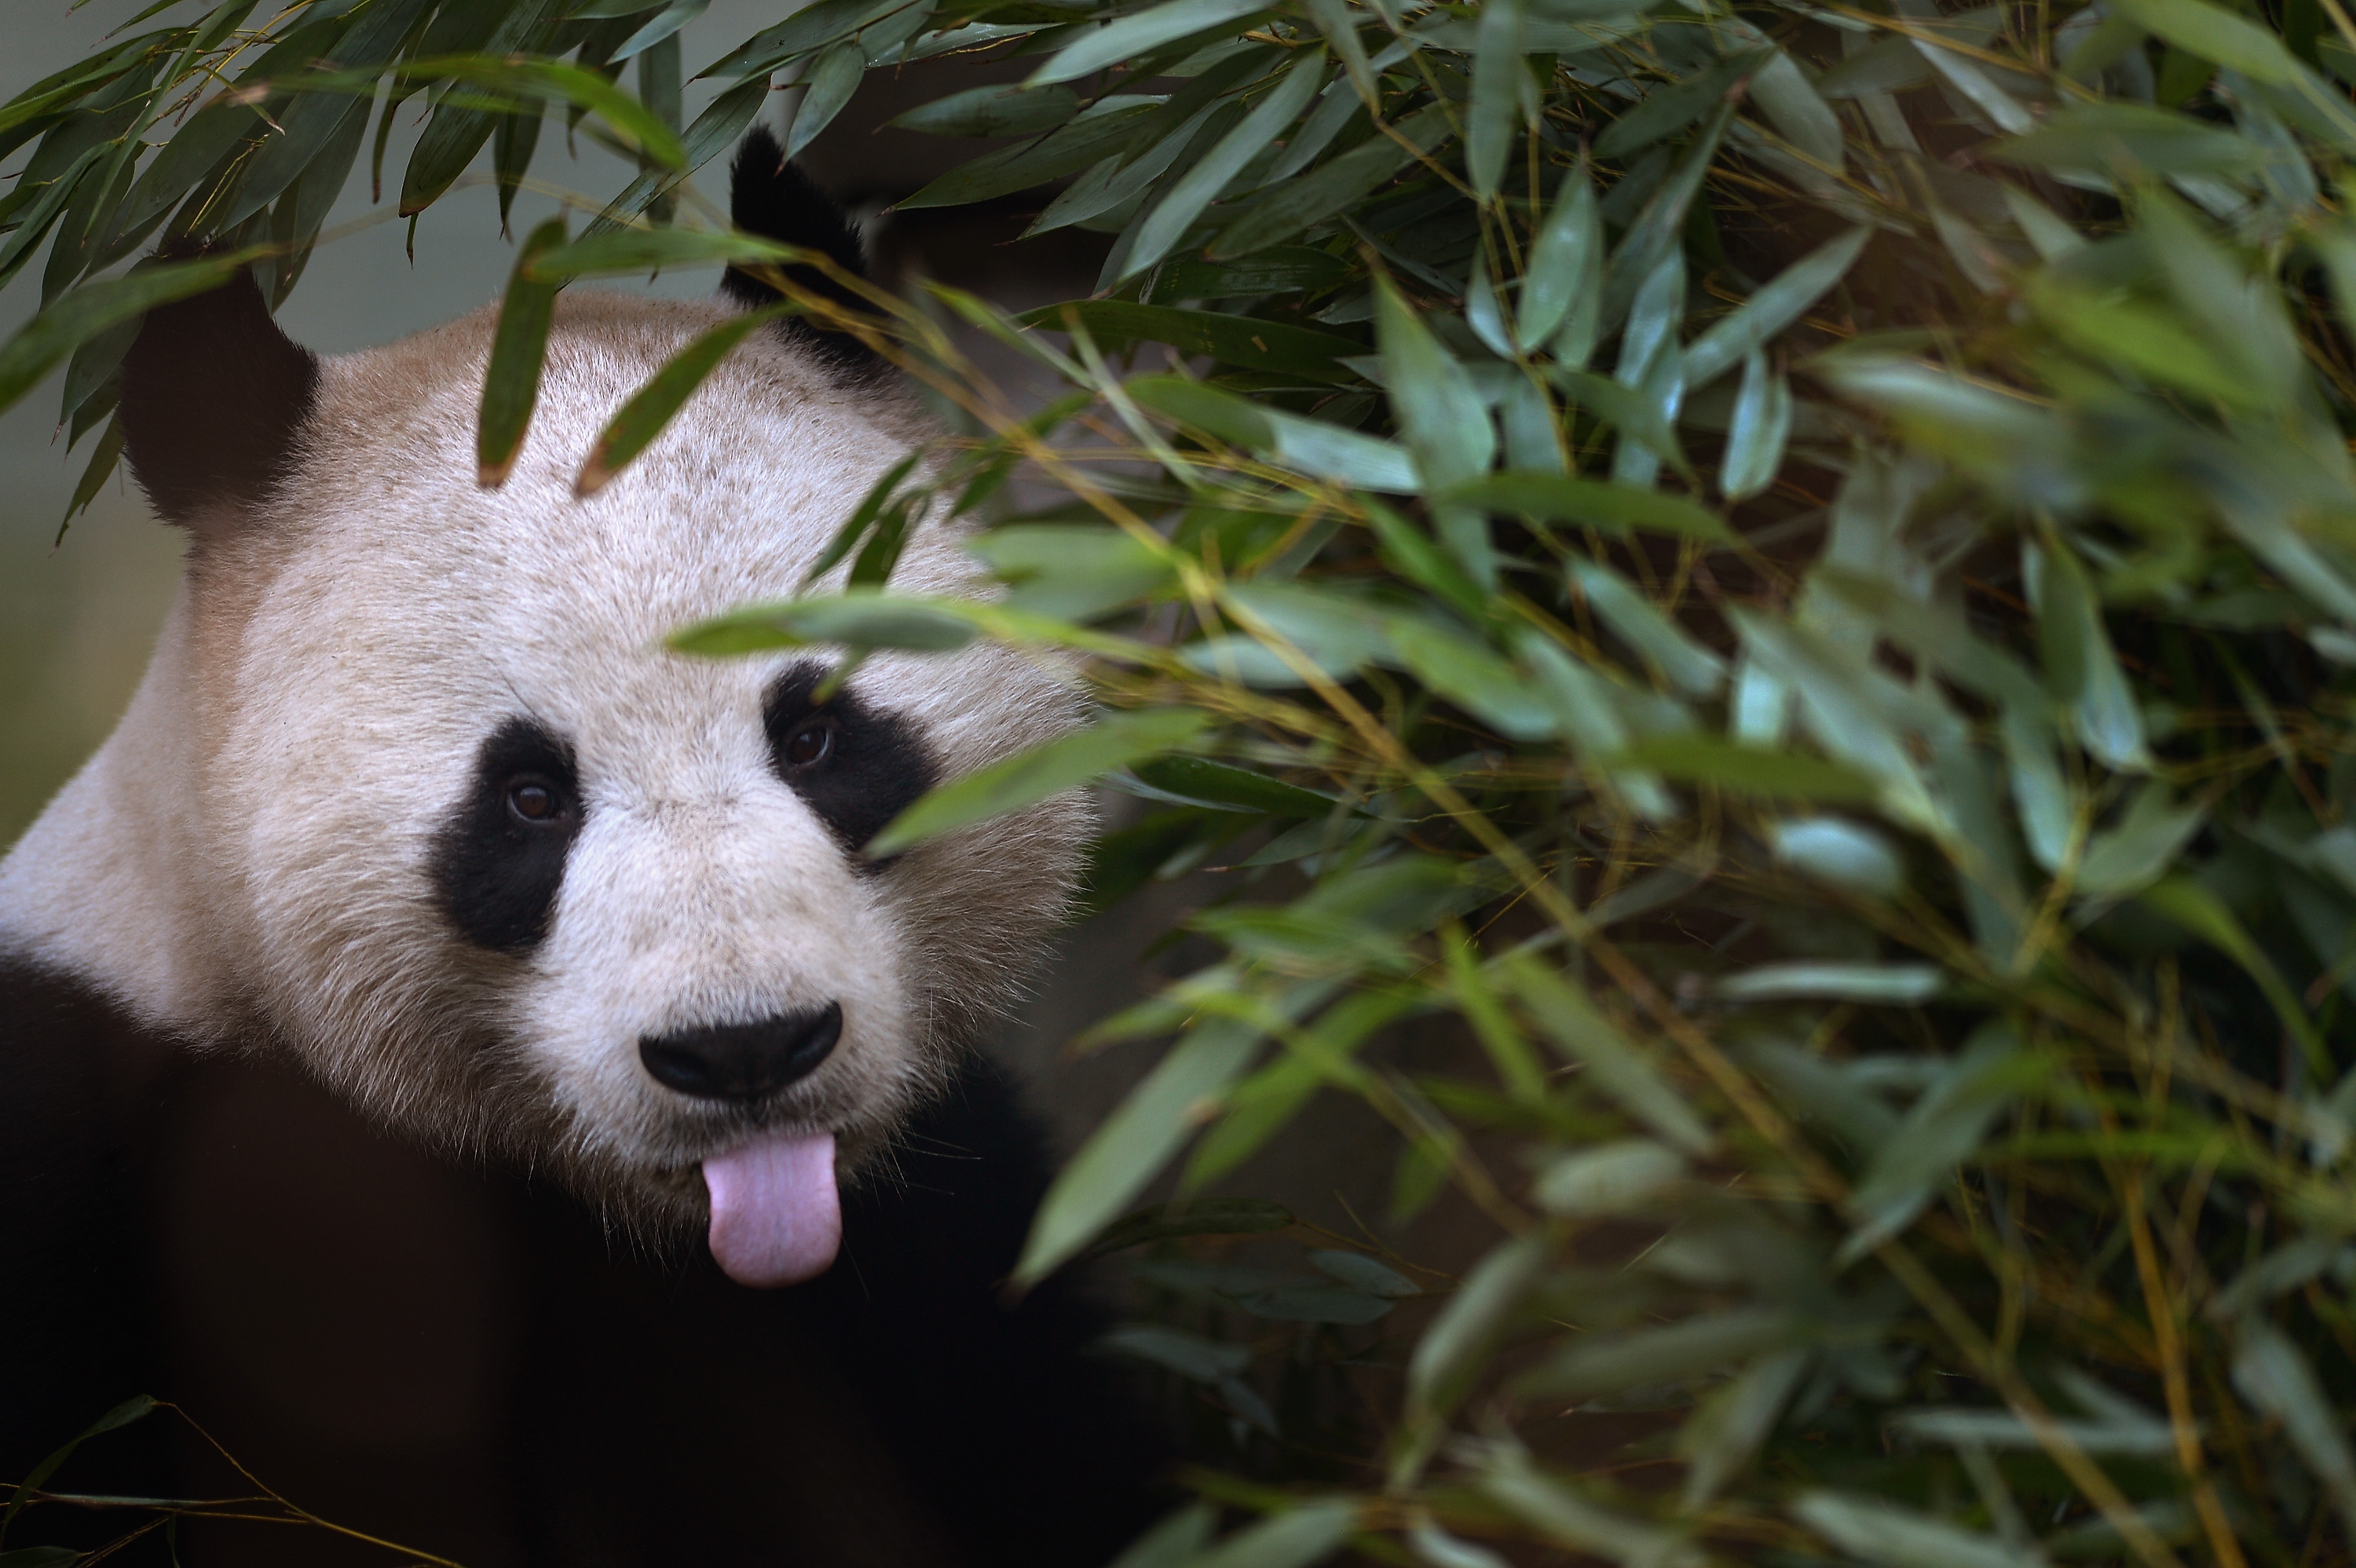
top-left (430, 718), bottom-right (584, 954)
top-left (764, 663), bottom-right (938, 866)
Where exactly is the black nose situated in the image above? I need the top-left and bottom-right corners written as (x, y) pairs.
top-left (638, 1003), bottom-right (843, 1101)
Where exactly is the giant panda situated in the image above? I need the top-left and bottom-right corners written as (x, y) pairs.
top-left (0, 127), bottom-right (1162, 1568)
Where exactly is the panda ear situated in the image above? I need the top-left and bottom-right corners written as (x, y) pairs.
top-left (118, 262), bottom-right (319, 535)
top-left (720, 126), bottom-right (880, 375)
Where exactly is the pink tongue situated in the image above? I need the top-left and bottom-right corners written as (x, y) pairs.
top-left (702, 1132), bottom-right (840, 1288)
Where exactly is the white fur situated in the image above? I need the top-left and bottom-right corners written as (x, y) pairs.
top-left (0, 291), bottom-right (1088, 1236)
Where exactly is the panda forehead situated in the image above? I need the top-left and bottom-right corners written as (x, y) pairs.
top-left (237, 290), bottom-right (966, 671)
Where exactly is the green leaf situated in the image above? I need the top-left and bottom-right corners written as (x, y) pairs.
top-left (1131, 755), bottom-right (1342, 817)
top-left (1534, 1139), bottom-right (1687, 1217)
top-left (1750, 47), bottom-right (1846, 171)
top-left (1029, 0), bottom-right (1270, 84)
top-left (56, 411), bottom-right (125, 543)
top-left (215, 0), bottom-right (434, 232)
top-left (1026, 302), bottom-right (1363, 380)
top-left (1385, 618), bottom-right (1555, 739)
top-left (1615, 735), bottom-right (1879, 802)
top-left (2029, 277), bottom-right (2263, 406)
top-left (1146, 246), bottom-right (1353, 300)
top-left (1440, 472), bottom-right (1729, 540)
top-left (1837, 1025), bottom-right (2037, 1263)
top-left (1715, 962), bottom-right (1944, 1006)
top-left (1594, 52), bottom-right (1761, 163)
top-left (587, 75), bottom-right (769, 235)
top-left (2111, 0), bottom-right (2303, 82)
top-left (1601, 101), bottom-right (1732, 332)
top-left (1378, 275), bottom-right (1497, 583)
top-left (1679, 1349), bottom-right (1810, 1508)
top-left (670, 590), bottom-right (981, 656)
top-left (889, 81), bottom-right (1082, 137)
top-left (700, 0), bottom-right (913, 78)
top-left (570, 300), bottom-right (810, 494)
top-left (1408, 1236), bottom-right (1549, 1416)
top-left (869, 708), bottom-right (1213, 857)
top-left (1110, 1505), bottom-right (1220, 1568)
top-left (2231, 1316), bottom-right (2356, 1538)
top-left (1988, 102), bottom-right (2273, 176)
top-left (1476, 1449), bottom-right (1701, 1568)
top-left (1194, 1501), bottom-right (1359, 1568)
top-left (1524, 1307), bottom-right (1798, 1401)
top-left (2025, 539), bottom-right (2149, 769)
top-left (1505, 956), bottom-right (1714, 1155)
top-left (898, 99), bottom-right (1162, 210)
top-left (1550, 367), bottom-right (1688, 476)
top-left (1792, 1492), bottom-right (2033, 1568)
top-left (788, 40), bottom-right (868, 158)
top-left (2140, 876), bottom-right (2332, 1078)
top-left (1718, 349), bottom-right (1791, 503)
top-left (1130, 375), bottom-right (1418, 489)
top-left (1466, 0), bottom-right (1527, 198)
top-left (1682, 227), bottom-right (1870, 390)
top-left (0, 245), bottom-right (273, 417)
top-left (477, 217), bottom-right (568, 488)
top-left (2076, 785), bottom-right (2204, 899)
top-left (1570, 561), bottom-right (1725, 696)
top-left (1767, 816), bottom-right (1903, 897)
top-left (972, 524), bottom-right (1176, 620)
top-left (2, 1394), bottom-right (155, 1547)
top-left (1517, 163), bottom-right (1601, 352)
top-left (1212, 101), bottom-right (1451, 259)
top-left (1126, 48), bottom-right (1328, 278)
top-left (1074, 1197), bottom-right (1294, 1264)
top-left (1015, 1015), bottom-right (1266, 1282)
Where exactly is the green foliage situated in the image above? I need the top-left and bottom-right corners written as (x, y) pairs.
top-left (13, 0), bottom-right (2356, 1563)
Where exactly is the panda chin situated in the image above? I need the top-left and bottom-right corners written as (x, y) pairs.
top-left (700, 1130), bottom-right (842, 1288)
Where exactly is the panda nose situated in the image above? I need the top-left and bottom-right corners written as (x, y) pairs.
top-left (638, 1003), bottom-right (843, 1101)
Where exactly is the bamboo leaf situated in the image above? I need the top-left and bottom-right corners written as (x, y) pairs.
top-left (1837, 1024), bottom-right (2037, 1263)
top-left (1517, 161), bottom-right (1601, 351)
top-left (1792, 1493), bottom-right (2035, 1568)
top-left (1505, 956), bottom-right (1714, 1154)
top-left (1718, 348), bottom-right (1791, 502)
top-left (788, 40), bottom-right (869, 158)
top-left (1127, 48), bottom-right (1329, 279)
top-left (477, 217), bottom-right (567, 488)
top-left (1682, 227), bottom-right (1870, 389)
top-left (869, 708), bottom-right (1213, 857)
top-left (889, 82), bottom-right (1082, 137)
top-left (1015, 1014), bottom-right (1267, 1283)
top-left (1466, 0), bottom-right (1526, 198)
top-left (1213, 102), bottom-right (1451, 258)
top-left (1029, 0), bottom-right (1270, 85)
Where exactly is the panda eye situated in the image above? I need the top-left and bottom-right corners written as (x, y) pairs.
top-left (506, 777), bottom-right (567, 824)
top-left (781, 718), bottom-right (835, 770)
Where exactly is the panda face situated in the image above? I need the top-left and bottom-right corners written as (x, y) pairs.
top-left (3, 286), bottom-right (1086, 1285)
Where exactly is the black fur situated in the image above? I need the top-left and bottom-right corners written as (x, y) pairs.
top-left (118, 264), bottom-right (318, 531)
top-left (720, 126), bottom-right (882, 373)
top-left (0, 954), bottom-right (1165, 1566)
top-left (429, 718), bottom-right (584, 955)
top-left (764, 661), bottom-right (941, 863)
top-left (639, 1003), bottom-right (842, 1100)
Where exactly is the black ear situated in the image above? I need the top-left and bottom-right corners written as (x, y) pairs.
top-left (119, 264), bottom-right (319, 534)
top-left (721, 126), bottom-right (880, 375)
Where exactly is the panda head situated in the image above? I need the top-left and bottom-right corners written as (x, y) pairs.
top-left (87, 130), bottom-right (1086, 1286)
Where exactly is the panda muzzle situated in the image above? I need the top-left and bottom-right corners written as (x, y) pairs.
top-left (636, 1005), bottom-right (847, 1288)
